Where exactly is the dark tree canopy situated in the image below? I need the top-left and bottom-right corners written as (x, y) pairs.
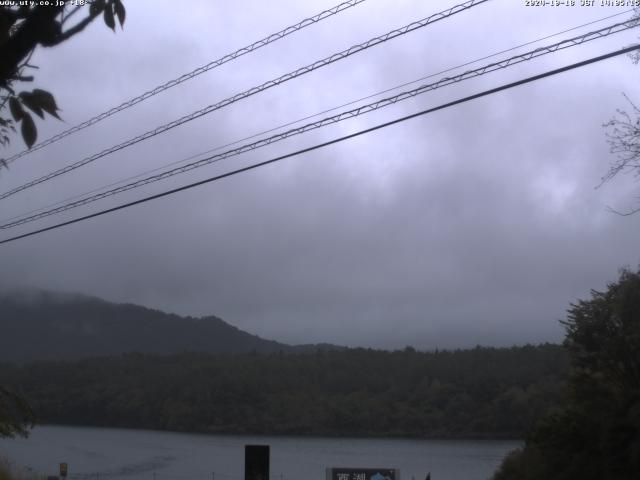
top-left (493, 267), bottom-right (640, 480)
top-left (0, 344), bottom-right (567, 439)
top-left (563, 268), bottom-right (640, 393)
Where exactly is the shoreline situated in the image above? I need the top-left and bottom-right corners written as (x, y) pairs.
top-left (23, 423), bottom-right (524, 443)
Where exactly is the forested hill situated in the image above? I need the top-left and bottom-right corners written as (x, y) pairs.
top-left (0, 289), bottom-right (336, 362)
top-left (0, 345), bottom-right (568, 439)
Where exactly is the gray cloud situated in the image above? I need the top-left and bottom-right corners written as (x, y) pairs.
top-left (1, 0), bottom-right (639, 349)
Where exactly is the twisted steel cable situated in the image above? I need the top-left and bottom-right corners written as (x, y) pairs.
top-left (2, 0), bottom-right (368, 165)
top-left (1, 44), bottom-right (638, 246)
top-left (3, 17), bottom-right (636, 230)
top-left (0, 0), bottom-right (490, 201)
top-left (4, 8), bottom-right (630, 226)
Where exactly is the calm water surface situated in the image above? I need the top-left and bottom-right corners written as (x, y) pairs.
top-left (0, 426), bottom-right (520, 480)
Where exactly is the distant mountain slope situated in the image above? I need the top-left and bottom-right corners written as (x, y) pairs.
top-left (0, 289), bottom-right (331, 362)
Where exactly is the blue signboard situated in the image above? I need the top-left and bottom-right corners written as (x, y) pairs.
top-left (327, 468), bottom-right (398, 480)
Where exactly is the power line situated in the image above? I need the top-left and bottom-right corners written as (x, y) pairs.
top-left (2, 0), bottom-right (368, 165)
top-left (1, 44), bottom-right (637, 247)
top-left (4, 8), bottom-right (630, 226)
top-left (0, 0), bottom-right (490, 201)
top-left (3, 19), bottom-right (636, 230)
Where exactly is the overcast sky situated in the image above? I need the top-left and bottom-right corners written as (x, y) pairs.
top-left (1, 0), bottom-right (639, 349)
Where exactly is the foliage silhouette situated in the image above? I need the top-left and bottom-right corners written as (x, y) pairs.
top-left (493, 267), bottom-right (640, 479)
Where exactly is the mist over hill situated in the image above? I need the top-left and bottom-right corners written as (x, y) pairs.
top-left (0, 288), bottom-right (339, 362)
top-left (0, 288), bottom-right (571, 439)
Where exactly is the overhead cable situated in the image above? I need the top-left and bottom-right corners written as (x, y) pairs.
top-left (1, 44), bottom-right (637, 246)
top-left (0, 0), bottom-right (490, 201)
top-left (6, 8), bottom-right (631, 226)
top-left (2, 19), bottom-right (637, 230)
top-left (2, 0), bottom-right (368, 165)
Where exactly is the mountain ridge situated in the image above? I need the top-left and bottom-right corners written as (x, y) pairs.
top-left (0, 288), bottom-right (342, 362)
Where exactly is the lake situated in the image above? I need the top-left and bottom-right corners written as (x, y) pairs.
top-left (0, 426), bottom-right (520, 480)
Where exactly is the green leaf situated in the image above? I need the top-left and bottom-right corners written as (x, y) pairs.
top-left (31, 89), bottom-right (61, 119)
top-left (19, 92), bottom-right (45, 119)
top-left (114, 0), bottom-right (126, 27)
top-left (20, 112), bottom-right (37, 148)
top-left (104, 4), bottom-right (115, 31)
top-left (9, 97), bottom-right (24, 121)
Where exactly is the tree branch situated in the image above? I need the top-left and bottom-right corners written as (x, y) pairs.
top-left (53, 11), bottom-right (101, 45)
top-left (61, 4), bottom-right (83, 27)
top-left (605, 204), bottom-right (640, 216)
